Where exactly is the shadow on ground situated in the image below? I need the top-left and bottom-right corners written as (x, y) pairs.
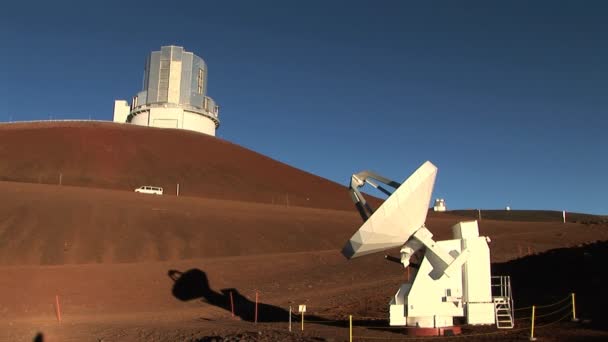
top-left (492, 240), bottom-right (608, 331)
top-left (168, 268), bottom-right (331, 323)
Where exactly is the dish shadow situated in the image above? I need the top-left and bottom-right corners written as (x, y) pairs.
top-left (168, 268), bottom-right (331, 324)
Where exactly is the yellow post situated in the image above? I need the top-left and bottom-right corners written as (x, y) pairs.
top-left (571, 293), bottom-right (578, 322)
top-left (349, 315), bottom-right (353, 342)
top-left (529, 305), bottom-right (536, 341)
top-left (301, 312), bottom-right (304, 331)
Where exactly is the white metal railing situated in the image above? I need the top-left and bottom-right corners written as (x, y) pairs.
top-left (491, 275), bottom-right (515, 328)
top-left (491, 275), bottom-right (512, 299)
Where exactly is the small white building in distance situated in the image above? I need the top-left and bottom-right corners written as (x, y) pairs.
top-left (114, 45), bottom-right (220, 136)
top-left (433, 198), bottom-right (447, 212)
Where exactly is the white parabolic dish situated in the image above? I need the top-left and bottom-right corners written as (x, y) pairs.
top-left (342, 161), bottom-right (438, 259)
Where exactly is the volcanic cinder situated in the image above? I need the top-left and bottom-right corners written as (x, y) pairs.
top-left (1, 121), bottom-right (607, 341)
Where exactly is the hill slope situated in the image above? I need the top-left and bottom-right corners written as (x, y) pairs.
top-left (0, 121), bottom-right (355, 210)
top-left (0, 180), bottom-right (472, 265)
top-left (448, 209), bottom-right (606, 224)
top-left (2, 180), bottom-right (607, 266)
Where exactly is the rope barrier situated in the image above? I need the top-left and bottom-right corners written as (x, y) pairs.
top-left (344, 298), bottom-right (575, 341)
top-left (513, 293), bottom-right (571, 312)
top-left (515, 302), bottom-right (572, 321)
top-left (301, 319), bottom-right (343, 323)
top-left (354, 316), bottom-right (390, 321)
top-left (351, 310), bottom-right (572, 341)
top-left (290, 300), bottom-right (574, 333)
top-left (322, 295), bottom-right (575, 328)
top-left (516, 312), bottom-right (539, 320)
top-left (514, 305), bottom-right (533, 312)
top-left (347, 323), bottom-right (528, 340)
top-left (533, 303), bottom-right (572, 320)
top-left (533, 294), bottom-right (573, 309)
top-left (352, 327), bottom-right (530, 340)
top-left (535, 311), bottom-right (574, 329)
top-left (274, 292), bottom-right (577, 341)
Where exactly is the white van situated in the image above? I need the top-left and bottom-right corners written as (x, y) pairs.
top-left (134, 186), bottom-right (163, 195)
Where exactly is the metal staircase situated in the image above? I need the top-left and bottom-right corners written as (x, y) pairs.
top-left (491, 276), bottom-right (514, 329)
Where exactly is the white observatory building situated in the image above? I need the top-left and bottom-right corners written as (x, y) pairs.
top-left (433, 198), bottom-right (447, 212)
top-left (113, 45), bottom-right (220, 136)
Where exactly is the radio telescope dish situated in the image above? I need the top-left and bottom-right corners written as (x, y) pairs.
top-left (342, 161), bottom-right (437, 259)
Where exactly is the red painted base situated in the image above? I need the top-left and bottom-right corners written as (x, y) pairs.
top-left (403, 326), bottom-right (462, 336)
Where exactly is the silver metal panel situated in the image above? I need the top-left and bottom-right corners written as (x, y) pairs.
top-left (205, 96), bottom-right (216, 112)
top-left (170, 46), bottom-right (182, 61)
top-left (146, 52), bottom-right (161, 103)
top-left (190, 54), bottom-right (207, 109)
top-left (143, 55), bottom-right (150, 91)
top-left (137, 91), bottom-right (147, 105)
top-left (158, 47), bottom-right (171, 103)
top-left (180, 52), bottom-right (193, 106)
top-left (130, 45), bottom-right (218, 119)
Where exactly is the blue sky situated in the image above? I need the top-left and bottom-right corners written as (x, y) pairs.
top-left (0, 1), bottom-right (606, 214)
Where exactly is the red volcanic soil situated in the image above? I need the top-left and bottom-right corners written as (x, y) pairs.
top-left (0, 121), bottom-right (367, 210)
top-left (449, 209), bottom-right (606, 224)
top-left (1, 122), bottom-right (607, 341)
top-left (493, 241), bottom-right (608, 332)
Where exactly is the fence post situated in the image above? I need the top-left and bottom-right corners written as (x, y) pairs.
top-left (55, 295), bottom-right (62, 323)
top-left (571, 293), bottom-right (578, 322)
top-left (301, 311), bottom-right (304, 331)
top-left (349, 315), bottom-right (353, 342)
top-left (289, 306), bottom-right (292, 332)
top-left (529, 305), bottom-right (536, 341)
top-left (230, 291), bottom-right (235, 318)
top-left (255, 290), bottom-right (259, 324)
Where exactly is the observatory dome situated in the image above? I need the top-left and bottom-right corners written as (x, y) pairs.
top-left (433, 198), bottom-right (446, 212)
top-left (113, 45), bottom-right (220, 136)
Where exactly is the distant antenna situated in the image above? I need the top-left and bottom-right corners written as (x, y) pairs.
top-left (433, 198), bottom-right (447, 212)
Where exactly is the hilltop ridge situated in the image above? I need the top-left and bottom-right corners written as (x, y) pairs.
top-left (0, 121), bottom-right (353, 210)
